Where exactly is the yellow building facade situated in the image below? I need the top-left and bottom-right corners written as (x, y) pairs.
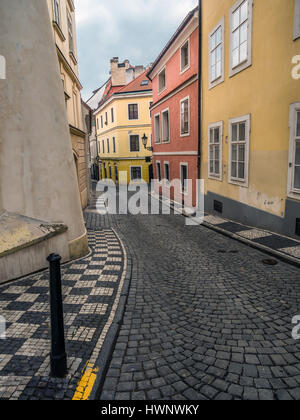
top-left (95, 73), bottom-right (153, 185)
top-left (47, 0), bottom-right (88, 208)
top-left (201, 0), bottom-right (300, 238)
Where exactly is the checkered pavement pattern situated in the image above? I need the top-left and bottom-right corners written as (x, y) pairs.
top-left (0, 229), bottom-right (124, 400)
top-left (204, 215), bottom-right (300, 260)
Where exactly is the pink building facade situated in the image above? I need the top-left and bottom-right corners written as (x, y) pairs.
top-left (147, 7), bottom-right (199, 207)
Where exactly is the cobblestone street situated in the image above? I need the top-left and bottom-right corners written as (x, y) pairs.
top-left (86, 195), bottom-right (300, 401)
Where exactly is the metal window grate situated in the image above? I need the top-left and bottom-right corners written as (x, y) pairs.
top-left (214, 200), bottom-right (223, 214)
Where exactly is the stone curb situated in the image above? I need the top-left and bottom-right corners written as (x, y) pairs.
top-left (89, 232), bottom-right (133, 400)
top-left (149, 192), bottom-right (300, 270)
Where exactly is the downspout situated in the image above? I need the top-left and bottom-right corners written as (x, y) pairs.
top-left (197, 0), bottom-right (202, 183)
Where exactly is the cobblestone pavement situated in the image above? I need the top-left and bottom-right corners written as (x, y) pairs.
top-left (0, 229), bottom-right (125, 400)
top-left (85, 199), bottom-right (300, 401)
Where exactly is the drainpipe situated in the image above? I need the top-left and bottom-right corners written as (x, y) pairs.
top-left (197, 0), bottom-right (202, 183)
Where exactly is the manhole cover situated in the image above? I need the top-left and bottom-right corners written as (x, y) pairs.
top-left (262, 259), bottom-right (278, 266)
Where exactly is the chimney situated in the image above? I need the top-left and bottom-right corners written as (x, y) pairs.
top-left (110, 57), bottom-right (128, 87)
top-left (134, 65), bottom-right (145, 78)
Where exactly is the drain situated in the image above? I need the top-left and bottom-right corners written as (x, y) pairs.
top-left (262, 259), bottom-right (278, 266)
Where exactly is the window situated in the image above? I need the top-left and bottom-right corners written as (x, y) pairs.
top-left (288, 103), bottom-right (300, 195)
top-left (105, 112), bottom-right (108, 125)
top-left (129, 135), bottom-right (140, 152)
top-left (149, 102), bottom-right (153, 119)
top-left (154, 114), bottom-right (161, 143)
top-left (209, 18), bottom-right (224, 88)
top-left (67, 11), bottom-right (74, 53)
top-left (102, 139), bottom-right (105, 154)
top-left (97, 118), bottom-right (99, 130)
top-left (53, 0), bottom-right (61, 26)
top-left (141, 80), bottom-right (149, 86)
top-left (229, 114), bottom-right (250, 186)
top-left (131, 166), bottom-right (142, 181)
top-left (180, 97), bottom-right (190, 136)
top-left (294, 0), bottom-right (300, 40)
top-left (101, 116), bottom-right (103, 129)
top-left (111, 108), bottom-right (114, 123)
top-left (180, 164), bottom-right (188, 193)
top-left (156, 162), bottom-right (162, 182)
top-left (164, 163), bottom-right (170, 182)
top-left (128, 104), bottom-right (139, 120)
top-left (162, 109), bottom-right (170, 143)
top-left (109, 166), bottom-right (112, 179)
top-left (113, 137), bottom-right (116, 153)
top-left (208, 122), bottom-right (223, 180)
top-left (229, 0), bottom-right (253, 77)
top-left (107, 138), bottom-right (110, 154)
top-left (180, 40), bottom-right (190, 73)
top-left (158, 68), bottom-right (166, 93)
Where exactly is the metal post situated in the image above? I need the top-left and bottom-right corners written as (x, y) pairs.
top-left (47, 253), bottom-right (67, 378)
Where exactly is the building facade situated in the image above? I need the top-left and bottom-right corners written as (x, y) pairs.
top-left (147, 8), bottom-right (199, 207)
top-left (201, 0), bottom-right (300, 238)
top-left (94, 60), bottom-right (153, 185)
top-left (47, 0), bottom-right (88, 208)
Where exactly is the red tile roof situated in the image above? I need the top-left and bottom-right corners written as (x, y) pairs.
top-left (116, 71), bottom-right (152, 94)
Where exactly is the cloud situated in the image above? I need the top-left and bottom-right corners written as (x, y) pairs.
top-left (74, 0), bottom-right (198, 100)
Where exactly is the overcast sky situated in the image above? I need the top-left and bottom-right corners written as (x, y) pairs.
top-left (74, 0), bottom-right (198, 100)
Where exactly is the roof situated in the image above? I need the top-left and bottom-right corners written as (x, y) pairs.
top-left (147, 6), bottom-right (198, 80)
top-left (116, 71), bottom-right (152, 94)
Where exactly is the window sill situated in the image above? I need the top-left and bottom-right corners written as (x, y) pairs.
top-left (52, 21), bottom-right (66, 42)
top-left (69, 51), bottom-right (77, 65)
top-left (209, 75), bottom-right (224, 90)
top-left (180, 132), bottom-right (190, 138)
top-left (180, 65), bottom-right (190, 75)
top-left (229, 60), bottom-right (252, 78)
top-left (208, 174), bottom-right (222, 182)
top-left (228, 178), bottom-right (248, 188)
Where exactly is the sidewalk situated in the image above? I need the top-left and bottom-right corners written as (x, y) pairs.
top-left (0, 226), bottom-right (127, 400)
top-left (150, 192), bottom-right (300, 267)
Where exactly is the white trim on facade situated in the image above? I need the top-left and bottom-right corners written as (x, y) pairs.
top-left (208, 121), bottom-right (223, 181)
top-left (228, 114), bottom-right (250, 187)
top-left (153, 151), bottom-right (198, 156)
top-left (209, 17), bottom-right (225, 89)
top-left (180, 37), bottom-right (190, 74)
top-left (180, 95), bottom-right (190, 137)
top-left (154, 112), bottom-right (161, 144)
top-left (161, 107), bottom-right (170, 143)
top-left (229, 0), bottom-right (253, 78)
top-left (127, 102), bottom-right (139, 121)
top-left (288, 102), bottom-right (300, 199)
top-left (128, 133), bottom-right (140, 153)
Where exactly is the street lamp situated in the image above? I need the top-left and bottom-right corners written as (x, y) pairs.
top-left (142, 133), bottom-right (153, 152)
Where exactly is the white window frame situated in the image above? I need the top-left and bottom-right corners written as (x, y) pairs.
top-left (67, 10), bottom-right (74, 54)
top-left (164, 161), bottom-right (170, 185)
top-left (180, 96), bottom-right (190, 137)
top-left (129, 134), bottom-right (140, 153)
top-left (229, 0), bottom-right (253, 78)
top-left (53, 0), bottom-right (61, 26)
top-left (209, 17), bottom-right (225, 89)
top-left (156, 161), bottom-right (162, 182)
top-left (180, 38), bottom-right (190, 74)
top-left (128, 103), bottom-right (139, 121)
top-left (154, 113), bottom-right (161, 144)
top-left (162, 108), bottom-right (170, 143)
top-left (294, 0), bottom-right (300, 41)
top-left (180, 163), bottom-right (189, 194)
top-left (228, 114), bottom-right (250, 187)
top-left (288, 102), bottom-right (300, 198)
top-left (158, 67), bottom-right (166, 95)
top-left (208, 121), bottom-right (223, 181)
top-left (130, 166), bottom-right (142, 182)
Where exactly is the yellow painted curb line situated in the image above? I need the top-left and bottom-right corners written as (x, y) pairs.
top-left (72, 362), bottom-right (99, 400)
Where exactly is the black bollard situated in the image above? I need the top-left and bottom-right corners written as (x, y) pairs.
top-left (47, 253), bottom-right (67, 378)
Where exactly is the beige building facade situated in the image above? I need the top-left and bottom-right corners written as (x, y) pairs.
top-left (47, 0), bottom-right (88, 208)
